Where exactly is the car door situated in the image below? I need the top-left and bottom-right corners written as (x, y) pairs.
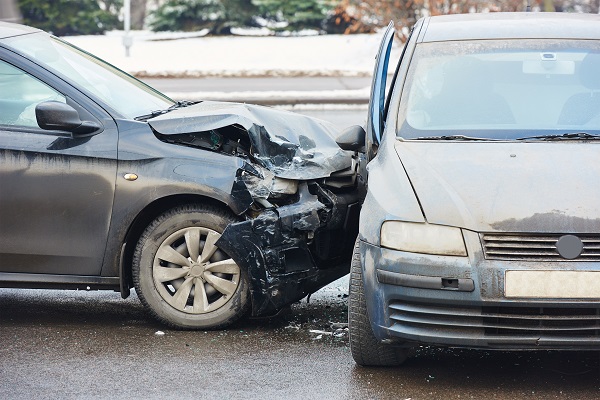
top-left (366, 21), bottom-right (396, 162)
top-left (0, 54), bottom-right (118, 276)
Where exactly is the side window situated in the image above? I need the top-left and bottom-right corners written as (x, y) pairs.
top-left (0, 60), bottom-right (66, 128)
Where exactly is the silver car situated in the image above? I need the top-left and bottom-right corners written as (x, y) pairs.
top-left (350, 12), bottom-right (600, 366)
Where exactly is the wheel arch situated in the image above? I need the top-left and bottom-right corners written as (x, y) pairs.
top-left (119, 194), bottom-right (240, 298)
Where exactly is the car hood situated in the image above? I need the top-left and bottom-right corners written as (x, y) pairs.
top-left (395, 141), bottom-right (600, 233)
top-left (147, 101), bottom-right (351, 179)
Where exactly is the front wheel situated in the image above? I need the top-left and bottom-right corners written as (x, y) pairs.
top-left (348, 238), bottom-right (409, 366)
top-left (132, 204), bottom-right (250, 329)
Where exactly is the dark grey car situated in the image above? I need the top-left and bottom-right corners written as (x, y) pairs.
top-left (0, 22), bottom-right (363, 329)
top-left (350, 12), bottom-right (600, 366)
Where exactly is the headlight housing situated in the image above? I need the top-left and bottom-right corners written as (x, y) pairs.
top-left (380, 221), bottom-right (467, 256)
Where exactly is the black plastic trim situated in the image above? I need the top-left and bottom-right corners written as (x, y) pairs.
top-left (0, 272), bottom-right (119, 288)
top-left (376, 269), bottom-right (474, 292)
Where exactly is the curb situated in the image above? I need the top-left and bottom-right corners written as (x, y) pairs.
top-left (165, 89), bottom-right (370, 106)
top-left (173, 96), bottom-right (369, 106)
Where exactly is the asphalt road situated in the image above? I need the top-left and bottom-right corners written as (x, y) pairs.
top-left (1, 284), bottom-right (600, 400)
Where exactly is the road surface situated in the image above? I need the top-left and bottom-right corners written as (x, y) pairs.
top-left (1, 284), bottom-right (599, 399)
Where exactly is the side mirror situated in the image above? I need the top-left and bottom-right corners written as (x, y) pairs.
top-left (336, 125), bottom-right (366, 152)
top-left (36, 101), bottom-right (100, 135)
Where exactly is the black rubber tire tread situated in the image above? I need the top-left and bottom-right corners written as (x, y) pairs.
top-left (348, 238), bottom-right (409, 366)
top-left (132, 203), bottom-right (250, 330)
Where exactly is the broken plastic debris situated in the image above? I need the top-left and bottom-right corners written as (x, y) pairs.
top-left (309, 329), bottom-right (333, 336)
top-left (312, 334), bottom-right (323, 340)
top-left (155, 331), bottom-right (165, 336)
top-left (332, 328), bottom-right (348, 338)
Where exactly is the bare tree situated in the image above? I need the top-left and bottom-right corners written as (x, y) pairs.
top-left (341, 0), bottom-right (596, 41)
top-left (343, 0), bottom-right (493, 41)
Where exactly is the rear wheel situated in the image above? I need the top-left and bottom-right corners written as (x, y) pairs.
top-left (133, 204), bottom-right (249, 329)
top-left (349, 238), bottom-right (409, 366)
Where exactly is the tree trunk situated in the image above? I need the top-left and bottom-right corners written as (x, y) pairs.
top-left (0, 0), bottom-right (21, 23)
top-left (131, 0), bottom-right (147, 30)
top-left (543, 0), bottom-right (555, 11)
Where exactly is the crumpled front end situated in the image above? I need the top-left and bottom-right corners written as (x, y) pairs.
top-left (148, 101), bottom-right (365, 316)
top-left (218, 161), bottom-right (363, 316)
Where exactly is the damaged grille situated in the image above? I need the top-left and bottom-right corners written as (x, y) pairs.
top-left (481, 233), bottom-right (600, 261)
top-left (389, 301), bottom-right (600, 343)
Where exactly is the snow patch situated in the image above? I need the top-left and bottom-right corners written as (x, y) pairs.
top-left (61, 31), bottom-right (402, 79)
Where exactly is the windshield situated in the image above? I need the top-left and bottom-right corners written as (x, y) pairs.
top-left (398, 39), bottom-right (600, 140)
top-left (1, 33), bottom-right (174, 119)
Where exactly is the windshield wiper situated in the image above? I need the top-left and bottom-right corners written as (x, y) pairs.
top-left (135, 100), bottom-right (197, 121)
top-left (412, 135), bottom-right (498, 141)
top-left (516, 132), bottom-right (600, 141)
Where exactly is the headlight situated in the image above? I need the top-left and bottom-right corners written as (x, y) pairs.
top-left (381, 221), bottom-right (467, 256)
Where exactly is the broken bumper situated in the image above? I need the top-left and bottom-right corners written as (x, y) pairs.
top-left (217, 182), bottom-right (361, 317)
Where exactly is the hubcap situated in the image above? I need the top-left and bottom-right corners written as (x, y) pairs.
top-left (152, 227), bottom-right (241, 314)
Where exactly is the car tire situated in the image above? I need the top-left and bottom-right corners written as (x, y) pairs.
top-left (349, 238), bottom-right (409, 366)
top-left (133, 204), bottom-right (250, 329)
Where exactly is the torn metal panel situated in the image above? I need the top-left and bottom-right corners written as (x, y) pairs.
top-left (239, 163), bottom-right (298, 200)
top-left (148, 101), bottom-right (351, 179)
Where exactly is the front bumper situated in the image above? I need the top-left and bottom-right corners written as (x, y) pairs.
top-left (218, 182), bottom-right (360, 317)
top-left (361, 231), bottom-right (600, 350)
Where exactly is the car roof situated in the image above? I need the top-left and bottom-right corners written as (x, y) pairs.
top-left (0, 21), bottom-right (41, 39)
top-left (419, 12), bottom-right (600, 42)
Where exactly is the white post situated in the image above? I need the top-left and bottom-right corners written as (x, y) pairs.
top-left (123, 0), bottom-right (132, 57)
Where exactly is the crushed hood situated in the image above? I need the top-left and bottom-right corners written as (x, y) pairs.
top-left (148, 101), bottom-right (351, 179)
top-left (396, 141), bottom-right (600, 233)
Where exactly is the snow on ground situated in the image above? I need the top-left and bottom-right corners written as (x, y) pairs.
top-left (62, 30), bottom-right (401, 79)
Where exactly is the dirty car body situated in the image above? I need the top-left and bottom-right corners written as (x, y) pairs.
top-left (0, 22), bottom-right (362, 328)
top-left (350, 12), bottom-right (600, 366)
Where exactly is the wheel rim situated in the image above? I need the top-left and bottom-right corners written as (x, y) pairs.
top-left (152, 227), bottom-right (241, 314)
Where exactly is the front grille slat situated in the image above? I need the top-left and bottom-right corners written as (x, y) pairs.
top-left (390, 312), bottom-right (600, 332)
top-left (485, 242), bottom-right (556, 249)
top-left (388, 301), bottom-right (600, 340)
top-left (389, 302), bottom-right (600, 320)
top-left (481, 233), bottom-right (600, 261)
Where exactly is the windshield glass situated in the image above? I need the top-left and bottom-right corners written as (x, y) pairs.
top-left (1, 33), bottom-right (174, 119)
top-left (398, 39), bottom-right (600, 140)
